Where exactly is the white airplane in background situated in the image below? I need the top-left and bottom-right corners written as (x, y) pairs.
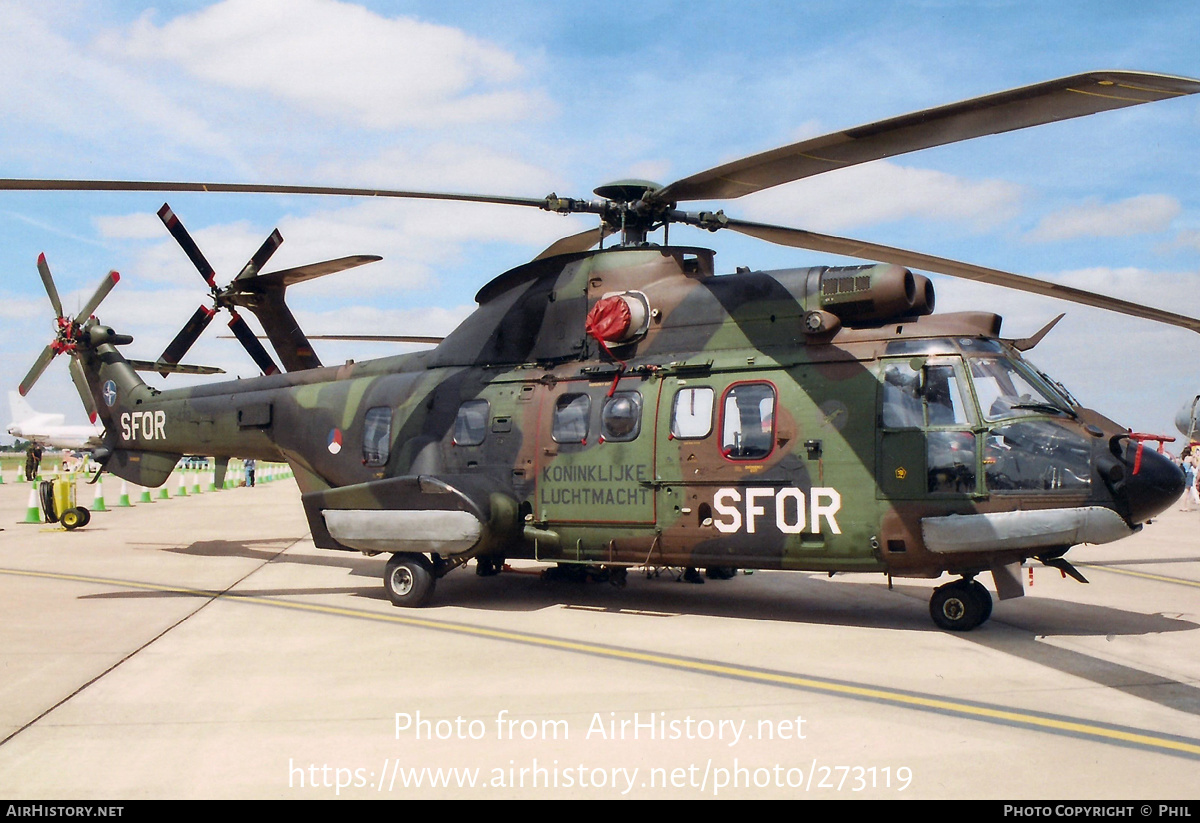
top-left (7, 392), bottom-right (104, 450)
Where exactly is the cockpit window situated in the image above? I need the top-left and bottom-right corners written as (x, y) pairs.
top-left (984, 421), bottom-right (1092, 492)
top-left (881, 360), bottom-right (972, 428)
top-left (884, 339), bottom-right (957, 355)
top-left (968, 357), bottom-right (1073, 422)
top-left (957, 338), bottom-right (1004, 354)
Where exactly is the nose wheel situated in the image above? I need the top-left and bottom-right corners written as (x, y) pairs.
top-left (384, 553), bottom-right (436, 607)
top-left (929, 578), bottom-right (992, 631)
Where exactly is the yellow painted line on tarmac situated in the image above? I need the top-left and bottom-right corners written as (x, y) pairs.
top-left (5, 566), bottom-right (1200, 760)
top-left (1077, 563), bottom-right (1200, 590)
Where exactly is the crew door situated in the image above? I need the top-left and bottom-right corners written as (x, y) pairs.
top-left (877, 356), bottom-right (979, 500)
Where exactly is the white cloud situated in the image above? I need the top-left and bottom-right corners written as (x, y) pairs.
top-left (737, 160), bottom-right (1023, 233)
top-left (0, 4), bottom-right (233, 160)
top-left (106, 0), bottom-right (551, 130)
top-left (1168, 228), bottom-right (1200, 253)
top-left (1028, 195), bottom-right (1180, 242)
top-left (314, 143), bottom-right (563, 194)
top-left (93, 212), bottom-right (169, 240)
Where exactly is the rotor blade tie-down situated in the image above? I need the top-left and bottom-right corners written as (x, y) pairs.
top-left (585, 296), bottom-right (634, 397)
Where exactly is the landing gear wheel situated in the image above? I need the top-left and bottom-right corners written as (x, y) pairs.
top-left (969, 579), bottom-right (992, 622)
top-left (384, 553), bottom-right (436, 607)
top-left (929, 580), bottom-right (988, 631)
top-left (60, 508), bottom-right (84, 530)
top-left (475, 557), bottom-right (502, 577)
top-left (705, 566), bottom-right (738, 580)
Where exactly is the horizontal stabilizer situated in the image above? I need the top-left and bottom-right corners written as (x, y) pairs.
top-left (104, 449), bottom-right (183, 488)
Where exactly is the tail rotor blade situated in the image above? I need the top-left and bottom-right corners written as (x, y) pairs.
top-left (235, 228), bottom-right (283, 281)
top-left (74, 270), bottom-right (120, 323)
top-left (228, 312), bottom-right (280, 376)
top-left (69, 357), bottom-right (98, 423)
top-left (158, 203), bottom-right (218, 288)
top-left (19, 345), bottom-right (57, 396)
top-left (157, 305), bottom-right (216, 373)
top-left (37, 253), bottom-right (64, 318)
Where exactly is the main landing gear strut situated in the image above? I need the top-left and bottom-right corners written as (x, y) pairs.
top-left (929, 577), bottom-right (993, 631)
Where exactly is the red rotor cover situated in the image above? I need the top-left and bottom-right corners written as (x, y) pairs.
top-left (585, 295), bottom-right (632, 342)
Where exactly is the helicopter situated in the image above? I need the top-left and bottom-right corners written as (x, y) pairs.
top-left (7, 70), bottom-right (1198, 631)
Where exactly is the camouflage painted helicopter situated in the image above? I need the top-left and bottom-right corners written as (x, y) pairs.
top-left (8, 71), bottom-right (1198, 631)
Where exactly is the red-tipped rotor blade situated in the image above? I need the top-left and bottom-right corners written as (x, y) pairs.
top-left (37, 253), bottom-right (64, 319)
top-left (158, 203), bottom-right (218, 288)
top-left (235, 228), bottom-right (283, 281)
top-left (19, 345), bottom-right (57, 396)
top-left (74, 270), bottom-right (120, 323)
top-left (69, 356), bottom-right (98, 423)
top-left (157, 305), bottom-right (216, 374)
top-left (228, 312), bottom-right (280, 376)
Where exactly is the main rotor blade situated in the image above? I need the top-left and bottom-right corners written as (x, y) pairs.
top-left (19, 345), bottom-right (57, 396)
top-left (220, 333), bottom-right (444, 344)
top-left (233, 255), bottom-right (383, 292)
top-left (37, 253), bottom-right (63, 318)
top-left (73, 270), bottom-right (120, 323)
top-left (158, 204), bottom-right (218, 287)
top-left (228, 312), bottom-right (281, 376)
top-left (69, 356), bottom-right (98, 423)
top-left (723, 217), bottom-right (1200, 334)
top-left (127, 359), bottom-right (225, 376)
top-left (0, 179), bottom-right (552, 210)
top-left (235, 228), bottom-right (283, 281)
top-left (157, 305), bottom-right (216, 374)
top-left (656, 71), bottom-right (1200, 202)
top-left (534, 226), bottom-right (612, 261)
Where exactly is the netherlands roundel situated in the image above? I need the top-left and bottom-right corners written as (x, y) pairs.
top-left (327, 428), bottom-right (343, 455)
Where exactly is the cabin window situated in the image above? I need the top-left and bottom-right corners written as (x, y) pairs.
top-left (720, 382), bottom-right (775, 460)
top-left (601, 391), bottom-right (642, 442)
top-left (552, 393), bottom-right (591, 444)
top-left (671, 387), bottom-right (714, 439)
top-left (362, 406), bottom-right (392, 466)
top-left (454, 399), bottom-right (489, 446)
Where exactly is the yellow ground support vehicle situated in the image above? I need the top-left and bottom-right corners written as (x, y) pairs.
top-left (39, 477), bottom-right (90, 530)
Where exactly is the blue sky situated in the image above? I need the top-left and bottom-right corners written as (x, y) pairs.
top-left (2, 0), bottom-right (1199, 442)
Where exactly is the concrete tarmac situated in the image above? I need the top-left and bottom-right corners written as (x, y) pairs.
top-left (0, 471), bottom-right (1197, 799)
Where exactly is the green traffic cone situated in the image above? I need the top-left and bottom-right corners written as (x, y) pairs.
top-left (23, 487), bottom-right (42, 524)
top-left (90, 480), bottom-right (107, 512)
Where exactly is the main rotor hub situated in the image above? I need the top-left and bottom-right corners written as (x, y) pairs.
top-left (593, 179), bottom-right (663, 204)
top-left (592, 179), bottom-right (673, 246)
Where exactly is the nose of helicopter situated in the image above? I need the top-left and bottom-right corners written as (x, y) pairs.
top-left (1117, 445), bottom-right (1185, 524)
